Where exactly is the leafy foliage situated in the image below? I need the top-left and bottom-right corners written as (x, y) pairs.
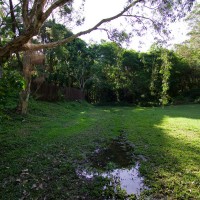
top-left (0, 65), bottom-right (24, 119)
top-left (30, 19), bottom-right (200, 106)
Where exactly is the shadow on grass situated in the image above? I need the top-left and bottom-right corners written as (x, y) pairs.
top-left (0, 103), bottom-right (199, 199)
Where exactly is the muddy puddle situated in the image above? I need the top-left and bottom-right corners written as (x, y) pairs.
top-left (77, 132), bottom-right (148, 197)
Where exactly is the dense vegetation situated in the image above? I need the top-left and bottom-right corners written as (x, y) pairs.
top-left (1, 31), bottom-right (200, 118)
top-left (1, 4), bottom-right (200, 118)
top-left (0, 2), bottom-right (200, 115)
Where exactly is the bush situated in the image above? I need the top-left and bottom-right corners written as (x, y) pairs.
top-left (172, 95), bottom-right (190, 105)
top-left (0, 68), bottom-right (24, 120)
top-left (187, 88), bottom-right (200, 100)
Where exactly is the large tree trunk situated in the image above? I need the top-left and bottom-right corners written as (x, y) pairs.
top-left (18, 51), bottom-right (33, 114)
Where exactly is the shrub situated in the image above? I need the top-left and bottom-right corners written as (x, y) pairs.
top-left (0, 68), bottom-right (24, 120)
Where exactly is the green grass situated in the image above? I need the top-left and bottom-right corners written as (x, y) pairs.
top-left (0, 101), bottom-right (200, 199)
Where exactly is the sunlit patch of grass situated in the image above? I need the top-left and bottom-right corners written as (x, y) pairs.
top-left (126, 105), bottom-right (200, 199)
top-left (155, 116), bottom-right (199, 143)
top-left (103, 109), bottom-right (111, 112)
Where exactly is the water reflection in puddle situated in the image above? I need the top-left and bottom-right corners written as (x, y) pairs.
top-left (77, 162), bottom-right (147, 196)
top-left (102, 162), bottom-right (146, 195)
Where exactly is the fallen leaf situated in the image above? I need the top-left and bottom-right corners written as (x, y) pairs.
top-left (31, 184), bottom-right (37, 189)
top-left (39, 183), bottom-right (43, 189)
top-left (16, 179), bottom-right (21, 183)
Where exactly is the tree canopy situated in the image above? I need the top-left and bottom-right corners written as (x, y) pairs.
top-left (0, 0), bottom-right (196, 61)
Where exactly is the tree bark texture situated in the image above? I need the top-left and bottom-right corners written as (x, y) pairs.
top-left (18, 50), bottom-right (33, 114)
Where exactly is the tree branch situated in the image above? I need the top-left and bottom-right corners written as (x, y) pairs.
top-left (9, 0), bottom-right (17, 36)
top-left (22, 0), bottom-right (29, 26)
top-left (42, 0), bottom-right (72, 22)
top-left (21, 0), bottom-right (143, 51)
top-left (97, 28), bottom-right (113, 40)
top-left (0, 0), bottom-right (143, 59)
top-left (29, 0), bottom-right (40, 20)
top-left (122, 14), bottom-right (156, 25)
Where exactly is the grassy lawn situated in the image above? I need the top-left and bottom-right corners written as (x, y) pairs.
top-left (0, 101), bottom-right (200, 199)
